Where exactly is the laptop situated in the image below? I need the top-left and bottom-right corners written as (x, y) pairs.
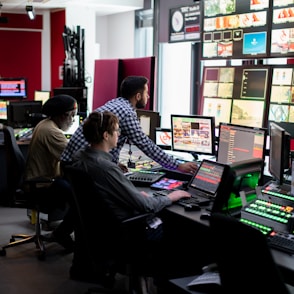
top-left (63, 112), bottom-right (86, 139)
top-left (154, 159), bottom-right (231, 206)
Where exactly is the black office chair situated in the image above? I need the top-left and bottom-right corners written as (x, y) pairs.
top-left (209, 212), bottom-right (290, 294)
top-left (64, 165), bottom-right (155, 294)
top-left (0, 125), bottom-right (66, 260)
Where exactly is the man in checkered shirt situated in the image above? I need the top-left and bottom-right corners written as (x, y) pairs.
top-left (61, 76), bottom-right (197, 174)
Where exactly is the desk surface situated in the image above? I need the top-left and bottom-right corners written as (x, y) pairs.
top-left (140, 181), bottom-right (294, 287)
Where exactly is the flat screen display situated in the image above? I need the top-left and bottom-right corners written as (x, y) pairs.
top-left (240, 68), bottom-right (268, 99)
top-left (171, 114), bottom-right (216, 157)
top-left (269, 122), bottom-right (291, 185)
top-left (270, 2), bottom-right (294, 58)
top-left (217, 123), bottom-right (267, 165)
top-left (242, 31), bottom-right (267, 55)
top-left (155, 127), bottom-right (172, 150)
top-left (136, 110), bottom-right (161, 143)
top-left (0, 100), bottom-right (8, 120)
top-left (34, 90), bottom-right (51, 105)
top-left (7, 101), bottom-right (42, 128)
top-left (169, 3), bottom-right (201, 43)
top-left (0, 77), bottom-right (27, 99)
top-left (201, 0), bottom-right (270, 59)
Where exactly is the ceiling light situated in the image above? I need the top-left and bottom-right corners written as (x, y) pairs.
top-left (0, 2), bottom-right (8, 23)
top-left (26, 5), bottom-right (35, 20)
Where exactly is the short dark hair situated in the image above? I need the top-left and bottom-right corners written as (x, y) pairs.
top-left (83, 111), bottom-right (119, 144)
top-left (120, 76), bottom-right (148, 99)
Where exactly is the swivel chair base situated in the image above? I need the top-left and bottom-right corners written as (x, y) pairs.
top-left (0, 208), bottom-right (51, 260)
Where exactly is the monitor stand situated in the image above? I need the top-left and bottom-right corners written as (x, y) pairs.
top-left (190, 152), bottom-right (199, 161)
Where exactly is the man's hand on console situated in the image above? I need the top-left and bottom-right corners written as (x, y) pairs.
top-left (167, 190), bottom-right (191, 202)
top-left (177, 161), bottom-right (198, 174)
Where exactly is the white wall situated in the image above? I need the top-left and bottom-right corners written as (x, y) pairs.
top-left (106, 11), bottom-right (135, 59)
top-left (41, 11), bottom-right (51, 92)
top-left (158, 42), bottom-right (192, 128)
top-left (63, 9), bottom-right (136, 111)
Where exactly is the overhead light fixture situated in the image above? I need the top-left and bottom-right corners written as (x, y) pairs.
top-left (26, 5), bottom-right (35, 20)
top-left (0, 2), bottom-right (8, 23)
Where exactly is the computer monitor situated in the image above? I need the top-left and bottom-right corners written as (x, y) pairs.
top-left (155, 127), bottom-right (172, 150)
top-left (63, 113), bottom-right (85, 139)
top-left (0, 100), bottom-right (8, 121)
top-left (34, 90), bottom-right (51, 105)
top-left (136, 110), bottom-right (161, 142)
top-left (171, 114), bottom-right (216, 159)
top-left (0, 77), bottom-right (27, 99)
top-left (269, 122), bottom-right (291, 186)
top-left (217, 123), bottom-right (267, 165)
top-left (7, 101), bottom-right (43, 128)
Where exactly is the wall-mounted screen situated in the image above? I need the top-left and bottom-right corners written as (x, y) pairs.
top-left (169, 2), bottom-right (201, 43)
top-left (201, 66), bottom-right (269, 128)
top-left (201, 0), bottom-right (270, 59)
top-left (231, 99), bottom-right (265, 127)
top-left (171, 114), bottom-right (216, 158)
top-left (0, 77), bottom-right (27, 99)
top-left (202, 98), bottom-right (232, 126)
top-left (270, 2), bottom-right (294, 58)
top-left (240, 68), bottom-right (268, 99)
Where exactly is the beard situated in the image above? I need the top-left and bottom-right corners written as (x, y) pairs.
top-left (136, 98), bottom-right (146, 109)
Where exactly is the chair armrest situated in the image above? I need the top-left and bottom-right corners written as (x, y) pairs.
top-left (121, 213), bottom-right (153, 225)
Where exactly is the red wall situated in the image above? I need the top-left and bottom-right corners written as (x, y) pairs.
top-left (0, 11), bottom-right (65, 100)
top-left (92, 57), bottom-right (156, 111)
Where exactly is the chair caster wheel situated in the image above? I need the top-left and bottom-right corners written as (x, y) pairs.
top-left (0, 249), bottom-right (6, 256)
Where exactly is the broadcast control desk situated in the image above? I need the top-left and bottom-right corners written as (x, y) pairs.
top-left (137, 170), bottom-right (294, 293)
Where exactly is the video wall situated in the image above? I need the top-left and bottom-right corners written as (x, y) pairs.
top-left (201, 0), bottom-right (294, 59)
top-left (201, 64), bottom-right (294, 128)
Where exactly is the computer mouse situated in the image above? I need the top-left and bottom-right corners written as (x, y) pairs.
top-left (184, 204), bottom-right (201, 211)
top-left (200, 212), bottom-right (211, 220)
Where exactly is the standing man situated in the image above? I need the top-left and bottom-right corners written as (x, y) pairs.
top-left (61, 76), bottom-right (198, 174)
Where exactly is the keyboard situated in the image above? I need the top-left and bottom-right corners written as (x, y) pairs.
top-left (187, 271), bottom-right (221, 289)
top-left (154, 190), bottom-right (211, 206)
top-left (126, 170), bottom-right (165, 186)
top-left (178, 197), bottom-right (210, 206)
top-left (14, 128), bottom-right (33, 140)
top-left (267, 232), bottom-right (294, 255)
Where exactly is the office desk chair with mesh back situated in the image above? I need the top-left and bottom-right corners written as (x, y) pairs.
top-left (64, 165), bottom-right (155, 294)
top-left (209, 213), bottom-right (290, 294)
top-left (0, 125), bottom-right (63, 260)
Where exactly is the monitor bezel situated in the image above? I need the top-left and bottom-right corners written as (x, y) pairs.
top-left (7, 100), bottom-right (43, 128)
top-left (0, 77), bottom-right (28, 99)
top-left (268, 122), bottom-right (290, 185)
top-left (0, 100), bottom-right (8, 121)
top-left (217, 122), bottom-right (268, 165)
top-left (171, 114), bottom-right (216, 157)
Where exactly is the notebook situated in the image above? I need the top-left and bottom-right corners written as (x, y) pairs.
top-left (154, 159), bottom-right (231, 206)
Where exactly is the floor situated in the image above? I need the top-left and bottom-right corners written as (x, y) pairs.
top-left (0, 206), bottom-right (158, 294)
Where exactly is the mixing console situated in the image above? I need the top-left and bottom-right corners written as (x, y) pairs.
top-left (126, 170), bottom-right (166, 186)
top-left (241, 199), bottom-right (294, 232)
top-left (240, 217), bottom-right (294, 254)
top-left (261, 182), bottom-right (294, 206)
